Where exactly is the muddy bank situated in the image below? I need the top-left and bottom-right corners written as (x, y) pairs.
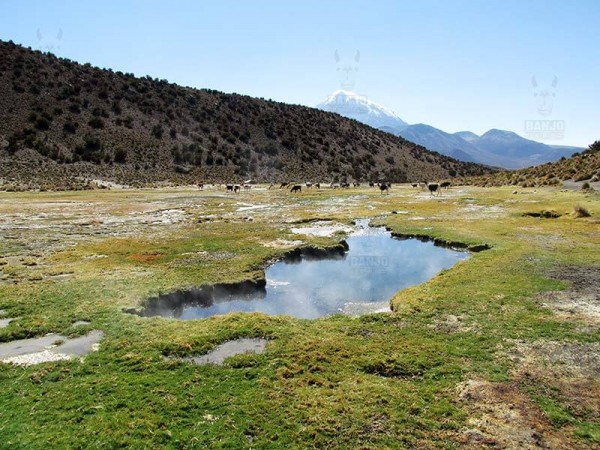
top-left (389, 230), bottom-right (491, 252)
top-left (129, 279), bottom-right (268, 318)
top-left (128, 241), bottom-right (349, 318)
top-left (279, 240), bottom-right (348, 262)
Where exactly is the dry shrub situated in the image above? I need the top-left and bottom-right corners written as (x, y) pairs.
top-left (573, 205), bottom-right (591, 218)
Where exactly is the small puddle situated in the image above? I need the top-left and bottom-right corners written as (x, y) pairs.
top-left (139, 221), bottom-right (469, 319)
top-left (166, 338), bottom-right (268, 366)
top-left (0, 330), bottom-right (104, 366)
top-left (0, 318), bottom-right (16, 328)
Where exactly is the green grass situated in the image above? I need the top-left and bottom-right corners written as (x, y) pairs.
top-left (0, 184), bottom-right (598, 448)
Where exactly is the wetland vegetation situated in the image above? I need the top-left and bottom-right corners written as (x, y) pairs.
top-left (0, 183), bottom-right (598, 448)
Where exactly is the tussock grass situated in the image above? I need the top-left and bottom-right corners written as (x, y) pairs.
top-left (573, 205), bottom-right (592, 218)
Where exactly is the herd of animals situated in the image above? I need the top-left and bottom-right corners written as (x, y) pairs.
top-left (197, 180), bottom-right (452, 195)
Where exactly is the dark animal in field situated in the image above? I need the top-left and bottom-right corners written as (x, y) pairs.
top-left (197, 182), bottom-right (204, 190)
top-left (341, 182), bottom-right (350, 188)
top-left (379, 183), bottom-right (390, 194)
top-left (353, 182), bottom-right (360, 187)
top-left (440, 181), bottom-right (451, 190)
top-left (226, 184), bottom-right (234, 192)
top-left (305, 182), bottom-right (313, 189)
top-left (411, 183), bottom-right (418, 188)
top-left (314, 183), bottom-right (321, 190)
top-left (428, 183), bottom-right (440, 195)
top-left (290, 185), bottom-right (302, 193)
top-left (280, 182), bottom-right (290, 189)
top-left (234, 185), bottom-right (241, 193)
top-left (369, 182), bottom-right (375, 187)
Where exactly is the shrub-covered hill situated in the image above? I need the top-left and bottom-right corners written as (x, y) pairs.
top-left (464, 141), bottom-right (600, 188)
top-left (0, 40), bottom-right (494, 190)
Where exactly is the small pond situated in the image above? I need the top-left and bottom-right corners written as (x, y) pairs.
top-left (141, 221), bottom-right (469, 319)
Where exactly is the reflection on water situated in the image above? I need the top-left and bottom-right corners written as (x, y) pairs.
top-left (143, 224), bottom-right (468, 319)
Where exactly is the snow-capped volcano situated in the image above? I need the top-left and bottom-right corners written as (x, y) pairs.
top-left (316, 90), bottom-right (408, 131)
top-left (317, 90), bottom-right (581, 169)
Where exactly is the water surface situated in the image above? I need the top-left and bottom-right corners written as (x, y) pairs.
top-left (144, 223), bottom-right (468, 319)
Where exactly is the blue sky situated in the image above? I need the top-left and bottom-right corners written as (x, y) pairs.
top-left (0, 0), bottom-right (598, 147)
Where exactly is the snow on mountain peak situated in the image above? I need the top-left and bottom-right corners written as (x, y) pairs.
top-left (317, 90), bottom-right (408, 131)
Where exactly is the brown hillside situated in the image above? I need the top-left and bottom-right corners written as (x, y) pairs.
top-left (0, 40), bottom-right (494, 190)
top-left (464, 141), bottom-right (600, 188)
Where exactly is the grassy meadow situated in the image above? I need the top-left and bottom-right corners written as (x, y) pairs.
top-left (0, 184), bottom-right (598, 449)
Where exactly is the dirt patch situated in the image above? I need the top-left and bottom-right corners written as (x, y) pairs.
top-left (505, 339), bottom-right (600, 379)
top-left (236, 204), bottom-right (270, 212)
top-left (428, 314), bottom-right (480, 334)
top-left (456, 338), bottom-right (600, 449)
top-left (261, 238), bottom-right (304, 249)
top-left (538, 265), bottom-right (600, 322)
top-left (460, 204), bottom-right (506, 219)
top-left (456, 379), bottom-right (580, 449)
top-left (457, 262), bottom-right (600, 450)
top-left (290, 221), bottom-right (354, 237)
top-left (169, 251), bottom-right (236, 267)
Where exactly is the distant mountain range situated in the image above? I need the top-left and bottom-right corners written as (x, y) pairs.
top-left (317, 90), bottom-right (583, 169)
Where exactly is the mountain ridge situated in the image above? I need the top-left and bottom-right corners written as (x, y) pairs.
top-left (465, 140), bottom-right (600, 187)
top-left (316, 90), bottom-right (583, 169)
top-left (0, 40), bottom-right (492, 190)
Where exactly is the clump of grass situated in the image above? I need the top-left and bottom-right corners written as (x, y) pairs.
top-left (573, 205), bottom-right (591, 218)
top-left (581, 182), bottom-right (593, 192)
